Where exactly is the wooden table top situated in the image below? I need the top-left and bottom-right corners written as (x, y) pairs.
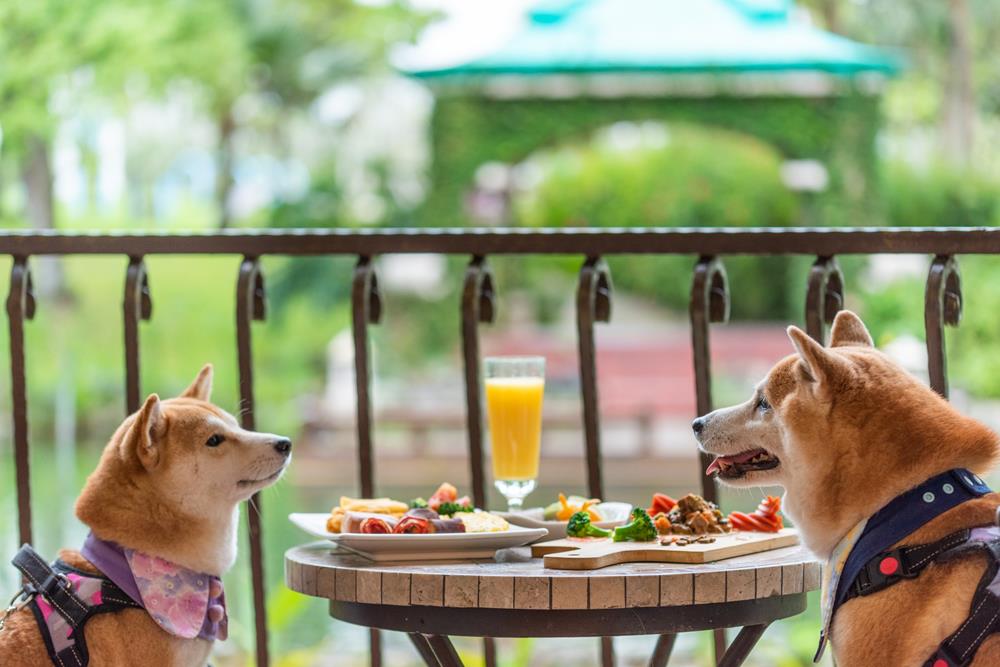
top-left (285, 541), bottom-right (821, 611)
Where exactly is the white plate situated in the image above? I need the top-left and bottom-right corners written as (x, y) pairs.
top-left (498, 502), bottom-right (633, 541)
top-left (289, 513), bottom-right (548, 562)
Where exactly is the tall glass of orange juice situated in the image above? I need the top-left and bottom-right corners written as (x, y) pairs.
top-left (485, 356), bottom-right (545, 511)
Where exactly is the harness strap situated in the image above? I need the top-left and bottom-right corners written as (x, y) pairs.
top-left (923, 540), bottom-right (1000, 667)
top-left (845, 529), bottom-right (972, 601)
top-left (11, 544), bottom-right (142, 667)
top-left (923, 593), bottom-right (1000, 667)
top-left (12, 545), bottom-right (89, 628)
top-left (841, 528), bottom-right (1000, 667)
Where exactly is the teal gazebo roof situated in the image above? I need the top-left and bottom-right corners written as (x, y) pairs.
top-left (408, 0), bottom-right (900, 80)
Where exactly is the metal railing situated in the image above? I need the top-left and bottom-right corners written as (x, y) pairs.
top-left (1, 226), bottom-right (978, 666)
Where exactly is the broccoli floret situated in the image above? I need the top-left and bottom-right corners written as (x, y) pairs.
top-left (567, 511), bottom-right (612, 538)
top-left (409, 498), bottom-right (428, 509)
top-left (613, 508), bottom-right (657, 542)
top-left (436, 501), bottom-right (474, 517)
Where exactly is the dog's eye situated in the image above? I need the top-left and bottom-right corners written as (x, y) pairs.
top-left (756, 395), bottom-right (771, 412)
top-left (206, 434), bottom-right (225, 447)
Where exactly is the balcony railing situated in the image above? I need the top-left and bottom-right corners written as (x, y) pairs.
top-left (0, 226), bottom-right (979, 666)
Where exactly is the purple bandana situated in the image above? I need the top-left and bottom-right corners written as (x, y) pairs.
top-left (81, 533), bottom-right (227, 641)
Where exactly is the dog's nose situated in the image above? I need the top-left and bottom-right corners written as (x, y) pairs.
top-left (274, 438), bottom-right (292, 456)
top-left (692, 418), bottom-right (705, 435)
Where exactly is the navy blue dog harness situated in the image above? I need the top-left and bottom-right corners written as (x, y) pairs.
top-left (818, 469), bottom-right (1000, 666)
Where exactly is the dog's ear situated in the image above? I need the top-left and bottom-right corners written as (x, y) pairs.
top-left (829, 310), bottom-right (874, 348)
top-left (787, 326), bottom-right (847, 390)
top-left (180, 364), bottom-right (213, 401)
top-left (127, 393), bottom-right (166, 470)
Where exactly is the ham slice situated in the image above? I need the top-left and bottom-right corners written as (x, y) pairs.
top-left (394, 516), bottom-right (433, 533)
top-left (389, 508), bottom-right (468, 534)
top-left (342, 511), bottom-right (399, 534)
top-left (360, 517), bottom-right (394, 533)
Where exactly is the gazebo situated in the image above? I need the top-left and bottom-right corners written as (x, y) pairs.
top-left (404, 0), bottom-right (900, 227)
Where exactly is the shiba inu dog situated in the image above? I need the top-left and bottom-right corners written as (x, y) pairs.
top-left (694, 311), bottom-right (1000, 666)
top-left (0, 365), bottom-right (291, 667)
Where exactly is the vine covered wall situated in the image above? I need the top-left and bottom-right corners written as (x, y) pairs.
top-left (420, 89), bottom-right (883, 228)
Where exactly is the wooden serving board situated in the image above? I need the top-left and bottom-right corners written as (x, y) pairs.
top-left (532, 529), bottom-right (799, 570)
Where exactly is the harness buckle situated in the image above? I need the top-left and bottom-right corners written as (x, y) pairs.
top-left (927, 643), bottom-right (961, 667)
top-left (39, 571), bottom-right (72, 598)
top-left (888, 547), bottom-right (920, 579)
top-left (855, 548), bottom-right (914, 596)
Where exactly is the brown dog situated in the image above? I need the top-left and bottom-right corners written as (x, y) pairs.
top-left (694, 310), bottom-right (1000, 666)
top-left (0, 365), bottom-right (290, 667)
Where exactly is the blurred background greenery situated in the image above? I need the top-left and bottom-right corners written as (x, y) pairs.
top-left (3, 0), bottom-right (1000, 665)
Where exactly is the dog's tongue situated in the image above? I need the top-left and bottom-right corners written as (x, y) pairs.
top-left (705, 449), bottom-right (765, 476)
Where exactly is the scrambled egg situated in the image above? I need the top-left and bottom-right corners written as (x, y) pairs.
top-left (458, 511), bottom-right (510, 533)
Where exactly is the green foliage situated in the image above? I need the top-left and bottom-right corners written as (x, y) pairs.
top-left (423, 92), bottom-right (881, 230)
top-left (0, 0), bottom-right (248, 153)
top-left (948, 260), bottom-right (1000, 397)
top-left (0, 0), bottom-right (430, 231)
top-left (266, 165), bottom-right (465, 375)
top-left (518, 126), bottom-right (798, 229)
top-left (882, 160), bottom-right (1000, 227)
top-left (856, 162), bottom-right (1000, 398)
top-left (0, 250), bottom-right (346, 458)
top-left (292, 0), bottom-right (432, 79)
top-left (513, 125), bottom-right (808, 320)
top-left (858, 256), bottom-right (1000, 399)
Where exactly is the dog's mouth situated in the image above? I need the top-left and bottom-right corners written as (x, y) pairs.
top-left (705, 448), bottom-right (780, 479)
top-left (238, 465), bottom-right (286, 488)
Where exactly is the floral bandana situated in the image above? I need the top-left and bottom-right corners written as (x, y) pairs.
top-left (81, 533), bottom-right (227, 641)
top-left (125, 550), bottom-right (228, 640)
top-left (814, 517), bottom-right (868, 662)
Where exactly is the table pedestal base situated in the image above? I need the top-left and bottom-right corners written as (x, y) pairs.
top-left (406, 624), bottom-right (770, 667)
top-left (336, 595), bottom-right (803, 667)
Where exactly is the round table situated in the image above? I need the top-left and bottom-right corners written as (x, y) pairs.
top-left (285, 541), bottom-right (820, 667)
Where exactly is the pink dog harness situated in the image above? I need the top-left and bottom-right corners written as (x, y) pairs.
top-left (7, 534), bottom-right (227, 667)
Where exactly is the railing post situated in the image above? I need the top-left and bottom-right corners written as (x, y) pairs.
top-left (460, 256), bottom-right (495, 511)
top-left (352, 256), bottom-right (382, 498)
top-left (690, 256), bottom-right (730, 504)
top-left (925, 255), bottom-right (962, 398)
top-left (123, 256), bottom-right (152, 414)
top-left (576, 256), bottom-right (612, 501)
top-left (576, 256), bottom-right (613, 667)
top-left (689, 255), bottom-right (730, 666)
top-left (461, 256), bottom-right (498, 667)
top-left (7, 256), bottom-right (35, 546)
top-left (236, 256), bottom-right (270, 667)
top-left (805, 256), bottom-right (843, 343)
top-left (352, 255), bottom-right (383, 667)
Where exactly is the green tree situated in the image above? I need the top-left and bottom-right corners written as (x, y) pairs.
top-left (0, 0), bottom-right (249, 230)
top-left (201, 0), bottom-right (429, 227)
top-left (818, 0), bottom-right (1000, 165)
top-left (0, 0), bottom-right (428, 230)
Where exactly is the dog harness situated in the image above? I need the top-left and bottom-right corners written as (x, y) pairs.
top-left (2, 534), bottom-right (227, 667)
top-left (4, 544), bottom-right (143, 667)
top-left (816, 468), bottom-right (1000, 666)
